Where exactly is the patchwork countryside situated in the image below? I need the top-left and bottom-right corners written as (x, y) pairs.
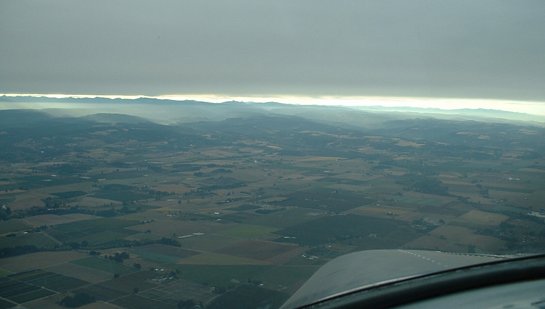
top-left (0, 97), bottom-right (544, 308)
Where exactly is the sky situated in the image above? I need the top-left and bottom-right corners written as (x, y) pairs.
top-left (1, 0), bottom-right (545, 109)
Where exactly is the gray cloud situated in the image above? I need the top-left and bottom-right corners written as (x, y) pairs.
top-left (1, 0), bottom-right (544, 100)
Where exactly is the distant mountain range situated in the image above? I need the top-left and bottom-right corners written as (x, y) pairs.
top-left (1, 95), bottom-right (543, 125)
top-left (0, 95), bottom-right (209, 106)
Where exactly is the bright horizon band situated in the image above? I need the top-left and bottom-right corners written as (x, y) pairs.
top-left (2, 93), bottom-right (545, 117)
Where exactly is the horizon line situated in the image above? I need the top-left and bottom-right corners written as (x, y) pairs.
top-left (2, 93), bottom-right (545, 116)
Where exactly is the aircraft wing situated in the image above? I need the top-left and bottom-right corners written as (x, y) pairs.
top-left (282, 249), bottom-right (509, 308)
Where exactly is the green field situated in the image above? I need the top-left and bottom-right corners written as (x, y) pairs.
top-left (27, 273), bottom-right (87, 292)
top-left (276, 214), bottom-right (423, 247)
top-left (132, 245), bottom-right (198, 264)
top-left (217, 240), bottom-right (297, 260)
top-left (207, 285), bottom-right (289, 309)
top-left (9, 287), bottom-right (55, 303)
top-left (9, 269), bottom-right (88, 292)
top-left (71, 257), bottom-right (136, 275)
top-left (275, 188), bottom-right (374, 212)
top-left (48, 217), bottom-right (140, 245)
top-left (112, 294), bottom-right (175, 309)
top-left (0, 276), bottom-right (56, 304)
top-left (0, 269), bottom-right (10, 277)
top-left (0, 298), bottom-right (15, 309)
top-left (51, 190), bottom-right (87, 199)
top-left (93, 184), bottom-right (151, 202)
top-left (0, 232), bottom-right (58, 249)
top-left (221, 224), bottom-right (278, 238)
top-left (173, 263), bottom-right (316, 294)
top-left (6, 269), bottom-right (47, 281)
top-left (253, 265), bottom-right (318, 290)
top-left (96, 271), bottom-right (157, 294)
top-left (78, 230), bottom-right (136, 246)
top-left (74, 284), bottom-right (126, 301)
top-left (0, 219), bottom-right (30, 234)
top-left (179, 252), bottom-right (266, 265)
top-left (175, 264), bottom-right (270, 288)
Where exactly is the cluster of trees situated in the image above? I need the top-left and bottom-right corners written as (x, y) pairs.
top-left (42, 197), bottom-right (67, 209)
top-left (177, 299), bottom-right (201, 309)
top-left (397, 174), bottom-right (449, 196)
top-left (158, 237), bottom-right (181, 247)
top-left (106, 251), bottom-right (130, 263)
top-left (59, 292), bottom-right (95, 308)
top-left (10, 204), bottom-right (139, 220)
top-left (0, 205), bottom-right (11, 220)
top-left (0, 245), bottom-right (40, 258)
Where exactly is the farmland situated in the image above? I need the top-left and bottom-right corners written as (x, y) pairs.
top-left (1, 100), bottom-right (544, 308)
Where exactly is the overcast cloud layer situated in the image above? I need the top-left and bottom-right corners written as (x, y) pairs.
top-left (1, 0), bottom-right (544, 101)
